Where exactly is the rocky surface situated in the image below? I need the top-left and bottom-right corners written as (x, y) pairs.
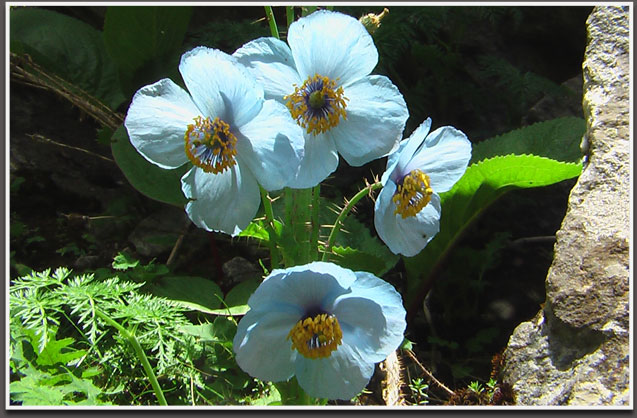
top-left (501, 6), bottom-right (631, 406)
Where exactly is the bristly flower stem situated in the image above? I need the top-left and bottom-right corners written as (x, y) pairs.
top-left (264, 6), bottom-right (280, 39)
top-left (260, 186), bottom-right (280, 269)
top-left (286, 6), bottom-right (295, 29)
top-left (322, 181), bottom-right (382, 261)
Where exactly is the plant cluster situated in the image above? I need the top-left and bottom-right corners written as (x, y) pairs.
top-left (9, 5), bottom-right (586, 406)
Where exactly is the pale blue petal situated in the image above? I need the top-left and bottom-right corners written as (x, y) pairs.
top-left (179, 47), bottom-right (264, 127)
top-left (374, 183), bottom-right (442, 257)
top-left (233, 37), bottom-right (301, 99)
top-left (328, 272), bottom-right (406, 363)
top-left (392, 118), bottom-right (433, 182)
top-left (180, 164), bottom-right (259, 236)
top-left (295, 342), bottom-right (375, 400)
top-left (124, 79), bottom-right (199, 169)
top-left (235, 99), bottom-right (304, 191)
top-left (286, 132), bottom-right (339, 189)
top-left (330, 75), bottom-right (408, 167)
top-left (233, 309), bottom-right (299, 382)
top-left (288, 10), bottom-right (377, 84)
top-left (404, 126), bottom-right (472, 193)
top-left (246, 262), bottom-right (357, 313)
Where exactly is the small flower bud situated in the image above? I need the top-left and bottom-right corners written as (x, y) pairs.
top-left (359, 8), bottom-right (389, 34)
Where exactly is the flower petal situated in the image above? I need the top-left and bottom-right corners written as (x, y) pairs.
top-left (288, 10), bottom-right (378, 84)
top-left (328, 272), bottom-right (406, 363)
top-left (330, 75), bottom-right (408, 167)
top-left (179, 47), bottom-right (264, 127)
top-left (233, 308), bottom-right (299, 382)
top-left (246, 262), bottom-right (357, 313)
top-left (235, 99), bottom-right (304, 191)
top-left (295, 342), bottom-right (375, 400)
top-left (392, 118), bottom-right (433, 182)
top-left (374, 183), bottom-right (442, 257)
top-left (124, 78), bottom-right (199, 169)
top-left (286, 132), bottom-right (339, 189)
top-left (233, 37), bottom-right (301, 99)
top-left (180, 164), bottom-right (259, 236)
top-left (404, 126), bottom-right (472, 193)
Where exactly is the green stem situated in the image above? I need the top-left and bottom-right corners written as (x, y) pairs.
top-left (286, 6), bottom-right (294, 28)
top-left (264, 6), bottom-right (280, 39)
top-left (260, 186), bottom-right (280, 270)
top-left (95, 309), bottom-right (168, 406)
top-left (310, 185), bottom-right (321, 262)
top-left (295, 188), bottom-right (313, 265)
top-left (301, 6), bottom-right (317, 17)
top-left (322, 181), bottom-right (383, 262)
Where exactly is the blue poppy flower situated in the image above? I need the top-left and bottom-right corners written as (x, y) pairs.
top-left (234, 10), bottom-right (409, 188)
top-left (233, 261), bottom-right (406, 400)
top-left (374, 118), bottom-right (472, 257)
top-left (124, 47), bottom-right (304, 235)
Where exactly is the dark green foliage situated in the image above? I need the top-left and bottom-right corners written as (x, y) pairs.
top-left (110, 125), bottom-right (189, 207)
top-left (103, 6), bottom-right (193, 96)
top-left (10, 7), bottom-right (125, 109)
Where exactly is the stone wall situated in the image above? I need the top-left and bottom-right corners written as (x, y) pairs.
top-left (501, 6), bottom-right (631, 406)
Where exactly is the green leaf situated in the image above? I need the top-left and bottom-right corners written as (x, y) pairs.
top-left (239, 219), bottom-right (282, 242)
top-left (333, 215), bottom-right (399, 276)
top-left (112, 251), bottom-right (139, 271)
top-left (103, 6), bottom-right (192, 93)
top-left (10, 7), bottom-right (125, 109)
top-left (403, 155), bottom-right (582, 305)
top-left (471, 117), bottom-right (585, 164)
top-left (36, 337), bottom-right (87, 367)
top-left (10, 375), bottom-right (66, 405)
top-left (110, 125), bottom-right (188, 207)
top-left (147, 275), bottom-right (223, 313)
top-left (224, 279), bottom-right (260, 308)
top-left (330, 246), bottom-right (394, 277)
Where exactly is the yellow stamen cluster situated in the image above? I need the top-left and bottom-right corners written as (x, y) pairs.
top-left (287, 313), bottom-right (343, 359)
top-left (284, 74), bottom-right (348, 136)
top-left (393, 169), bottom-right (434, 219)
top-left (184, 116), bottom-right (237, 174)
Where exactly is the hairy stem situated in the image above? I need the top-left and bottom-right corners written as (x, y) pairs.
top-left (264, 6), bottom-right (279, 39)
top-left (260, 186), bottom-right (280, 269)
top-left (322, 181), bottom-right (382, 261)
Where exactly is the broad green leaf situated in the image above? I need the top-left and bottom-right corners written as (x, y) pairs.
top-left (471, 117), bottom-right (585, 164)
top-left (110, 125), bottom-right (188, 207)
top-left (224, 279), bottom-right (260, 308)
top-left (103, 6), bottom-right (192, 93)
top-left (180, 323), bottom-right (217, 341)
top-left (147, 275), bottom-right (223, 313)
top-left (403, 155), bottom-right (582, 306)
top-left (10, 7), bottom-right (125, 109)
top-left (331, 246), bottom-right (394, 277)
top-left (196, 305), bottom-right (250, 316)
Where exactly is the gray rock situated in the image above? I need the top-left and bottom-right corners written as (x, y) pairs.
top-left (128, 206), bottom-right (190, 257)
top-left (501, 6), bottom-right (630, 406)
top-left (222, 256), bottom-right (262, 285)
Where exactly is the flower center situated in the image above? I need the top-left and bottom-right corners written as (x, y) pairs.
top-left (392, 169), bottom-right (433, 219)
top-left (284, 74), bottom-right (348, 136)
top-left (287, 313), bottom-right (343, 359)
top-left (184, 116), bottom-right (238, 174)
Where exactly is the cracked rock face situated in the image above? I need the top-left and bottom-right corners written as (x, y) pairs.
top-left (501, 6), bottom-right (630, 406)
